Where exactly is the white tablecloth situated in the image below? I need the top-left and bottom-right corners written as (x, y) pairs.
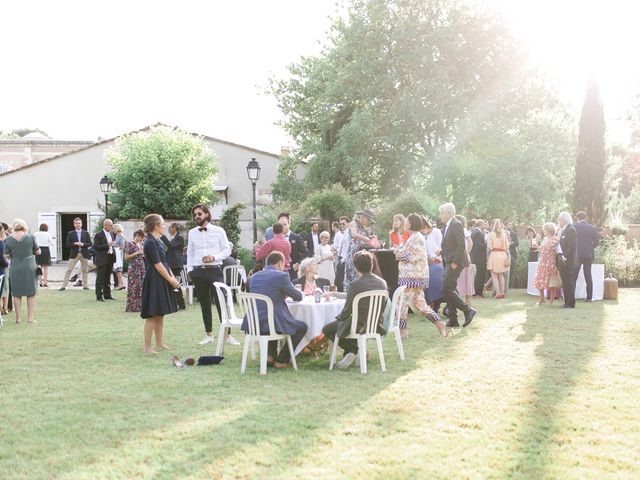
top-left (526, 262), bottom-right (604, 300)
top-left (288, 296), bottom-right (346, 354)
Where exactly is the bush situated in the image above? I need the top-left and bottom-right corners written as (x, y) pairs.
top-left (595, 235), bottom-right (640, 287)
top-left (235, 247), bottom-right (254, 272)
top-left (376, 191), bottom-right (439, 233)
top-left (220, 203), bottom-right (245, 251)
top-left (298, 184), bottom-right (357, 223)
top-left (510, 242), bottom-right (531, 289)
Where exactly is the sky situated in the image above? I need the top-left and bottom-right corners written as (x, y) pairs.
top-left (2, 0), bottom-right (639, 153)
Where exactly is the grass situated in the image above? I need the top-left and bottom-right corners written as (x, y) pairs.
top-left (1, 289), bottom-right (639, 479)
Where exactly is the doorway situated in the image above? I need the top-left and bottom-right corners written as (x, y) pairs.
top-left (59, 213), bottom-right (89, 260)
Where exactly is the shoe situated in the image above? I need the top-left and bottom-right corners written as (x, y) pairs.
top-left (96, 298), bottom-right (105, 302)
top-left (225, 335), bottom-right (240, 346)
top-left (69, 274), bottom-right (78, 282)
top-left (353, 351), bottom-right (372, 367)
top-left (463, 308), bottom-right (476, 328)
top-left (274, 361), bottom-right (290, 369)
top-left (104, 297), bottom-right (116, 300)
top-left (74, 281), bottom-right (83, 287)
top-left (445, 319), bottom-right (460, 328)
top-left (495, 294), bottom-right (505, 299)
top-left (59, 287), bottom-right (66, 291)
top-left (585, 299), bottom-right (592, 302)
top-left (563, 304), bottom-right (575, 308)
top-left (83, 287), bottom-right (89, 290)
top-left (336, 352), bottom-right (357, 370)
top-left (199, 335), bottom-right (214, 345)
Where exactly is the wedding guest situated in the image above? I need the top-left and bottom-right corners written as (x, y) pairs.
top-left (94, 219), bottom-right (117, 302)
top-left (254, 222), bottom-right (291, 270)
top-left (264, 212), bottom-right (291, 241)
top-left (112, 224), bottom-right (126, 290)
top-left (0, 222), bottom-right (9, 314)
top-left (487, 219), bottom-right (510, 299)
top-left (59, 217), bottom-right (92, 291)
top-left (331, 221), bottom-right (340, 242)
top-left (345, 210), bottom-right (378, 290)
top-left (396, 214), bottom-right (446, 338)
top-left (314, 231), bottom-right (335, 284)
top-left (334, 216), bottom-right (351, 292)
top-left (243, 251), bottom-right (306, 369)
top-left (280, 215), bottom-right (308, 280)
top-left (34, 223), bottom-right (54, 287)
top-left (438, 203), bottom-right (476, 328)
top-left (389, 214), bottom-right (409, 247)
top-left (422, 217), bottom-right (444, 307)
top-left (533, 222), bottom-right (562, 305)
top-left (125, 229), bottom-right (146, 313)
top-left (305, 221), bottom-right (320, 258)
top-left (293, 258), bottom-right (330, 294)
top-left (160, 223), bottom-right (186, 310)
top-left (557, 211), bottom-right (578, 308)
top-left (323, 250), bottom-right (387, 370)
top-left (573, 211), bottom-right (599, 302)
top-left (526, 226), bottom-right (540, 262)
top-left (455, 215), bottom-right (475, 305)
top-left (4, 219), bottom-right (40, 324)
top-left (505, 220), bottom-right (519, 288)
top-left (470, 218), bottom-right (488, 297)
top-left (140, 214), bottom-right (179, 353)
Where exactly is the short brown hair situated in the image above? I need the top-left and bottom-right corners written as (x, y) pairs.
top-left (39, 223), bottom-right (48, 232)
top-left (133, 229), bottom-right (145, 238)
top-left (407, 213), bottom-right (423, 232)
top-left (272, 222), bottom-right (284, 235)
top-left (266, 251), bottom-right (285, 266)
top-left (353, 250), bottom-right (374, 274)
top-left (191, 203), bottom-right (211, 222)
top-left (576, 211), bottom-right (587, 221)
top-left (143, 214), bottom-right (163, 234)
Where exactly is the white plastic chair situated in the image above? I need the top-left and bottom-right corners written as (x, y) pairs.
top-left (329, 289), bottom-right (389, 374)
top-left (386, 285), bottom-right (406, 361)
top-left (181, 266), bottom-right (194, 306)
top-left (213, 282), bottom-right (254, 358)
top-left (0, 275), bottom-right (4, 327)
top-left (223, 264), bottom-right (243, 299)
top-left (238, 292), bottom-right (298, 375)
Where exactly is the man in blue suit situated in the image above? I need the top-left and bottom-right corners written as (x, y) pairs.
top-left (242, 251), bottom-right (306, 369)
top-left (573, 211), bottom-right (599, 302)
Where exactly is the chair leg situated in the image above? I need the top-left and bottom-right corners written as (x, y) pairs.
top-left (250, 337), bottom-right (256, 360)
top-left (215, 324), bottom-right (226, 356)
top-left (358, 337), bottom-right (367, 374)
top-left (329, 334), bottom-right (339, 370)
top-left (376, 335), bottom-right (386, 372)
top-left (259, 337), bottom-right (269, 375)
top-left (394, 329), bottom-right (405, 361)
top-left (240, 335), bottom-right (250, 373)
top-left (287, 336), bottom-right (298, 371)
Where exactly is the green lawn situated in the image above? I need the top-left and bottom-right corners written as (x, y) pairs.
top-left (1, 289), bottom-right (639, 479)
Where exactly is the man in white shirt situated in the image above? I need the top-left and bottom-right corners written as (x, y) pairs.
top-left (187, 203), bottom-right (237, 346)
top-left (334, 216), bottom-right (351, 292)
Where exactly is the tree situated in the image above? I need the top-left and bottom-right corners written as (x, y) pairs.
top-left (106, 126), bottom-right (219, 219)
top-left (220, 203), bottom-right (246, 252)
top-left (298, 184), bottom-right (357, 222)
top-left (0, 128), bottom-right (49, 138)
top-left (573, 78), bottom-right (606, 225)
top-left (270, 0), bottom-right (574, 220)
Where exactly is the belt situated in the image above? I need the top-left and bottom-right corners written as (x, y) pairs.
top-left (491, 248), bottom-right (506, 252)
top-left (431, 258), bottom-right (442, 264)
top-left (194, 265), bottom-right (221, 270)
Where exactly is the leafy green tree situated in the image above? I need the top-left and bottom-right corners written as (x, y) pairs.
top-left (573, 78), bottom-right (606, 225)
top-left (377, 191), bottom-right (439, 232)
top-left (106, 126), bottom-right (218, 219)
top-left (220, 203), bottom-right (245, 251)
top-left (0, 128), bottom-right (49, 138)
top-left (299, 184), bottom-right (357, 222)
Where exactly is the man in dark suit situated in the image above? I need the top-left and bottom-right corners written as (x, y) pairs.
top-left (470, 218), bottom-right (487, 297)
top-left (505, 220), bottom-right (519, 288)
top-left (556, 211), bottom-right (578, 308)
top-left (60, 217), bottom-right (92, 290)
top-left (305, 222), bottom-right (320, 258)
top-left (161, 223), bottom-right (186, 309)
top-left (94, 218), bottom-right (116, 302)
top-left (573, 211), bottom-right (599, 302)
top-left (242, 251), bottom-right (306, 369)
top-left (280, 215), bottom-right (308, 280)
top-left (322, 250), bottom-right (388, 370)
top-left (438, 202), bottom-right (476, 328)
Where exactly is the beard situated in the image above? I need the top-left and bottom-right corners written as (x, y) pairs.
top-left (194, 216), bottom-right (205, 226)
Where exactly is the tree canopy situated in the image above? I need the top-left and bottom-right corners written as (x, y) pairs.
top-left (106, 126), bottom-right (219, 219)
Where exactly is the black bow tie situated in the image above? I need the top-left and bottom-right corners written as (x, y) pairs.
top-left (199, 227), bottom-right (208, 232)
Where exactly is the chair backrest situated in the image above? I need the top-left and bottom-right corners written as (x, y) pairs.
top-left (224, 265), bottom-right (241, 288)
top-left (390, 285), bottom-right (406, 329)
top-left (213, 282), bottom-right (236, 322)
top-left (181, 266), bottom-right (191, 286)
top-left (350, 290), bottom-right (389, 336)
top-left (238, 292), bottom-right (275, 337)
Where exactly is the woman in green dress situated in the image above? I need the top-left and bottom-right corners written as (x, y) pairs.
top-left (4, 219), bottom-right (40, 324)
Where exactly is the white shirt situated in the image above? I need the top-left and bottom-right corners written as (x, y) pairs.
top-left (556, 226), bottom-right (564, 255)
top-left (103, 230), bottom-right (114, 254)
top-left (75, 229), bottom-right (83, 243)
top-left (338, 229), bottom-right (350, 260)
top-left (34, 231), bottom-right (53, 248)
top-left (311, 231), bottom-right (320, 251)
top-left (425, 229), bottom-right (443, 260)
top-left (443, 218), bottom-right (453, 238)
top-left (332, 231), bottom-right (343, 253)
top-left (187, 223), bottom-right (231, 271)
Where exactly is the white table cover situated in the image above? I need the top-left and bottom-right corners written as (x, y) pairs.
top-left (526, 262), bottom-right (604, 300)
top-left (288, 295), bottom-right (346, 354)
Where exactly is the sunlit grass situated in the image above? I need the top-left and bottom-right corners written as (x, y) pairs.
top-left (1, 289), bottom-right (638, 479)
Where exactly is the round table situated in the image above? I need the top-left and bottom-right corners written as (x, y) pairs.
top-left (288, 295), bottom-right (346, 354)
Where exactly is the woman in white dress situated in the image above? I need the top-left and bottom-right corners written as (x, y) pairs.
top-left (112, 224), bottom-right (126, 290)
top-left (314, 231), bottom-right (336, 284)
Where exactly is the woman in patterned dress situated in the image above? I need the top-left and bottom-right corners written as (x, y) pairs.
top-left (533, 222), bottom-right (562, 305)
top-left (344, 210), bottom-right (377, 290)
top-left (395, 214), bottom-right (447, 338)
top-left (125, 229), bottom-right (146, 312)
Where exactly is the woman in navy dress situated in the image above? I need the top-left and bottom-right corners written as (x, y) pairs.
top-left (141, 214), bottom-right (179, 354)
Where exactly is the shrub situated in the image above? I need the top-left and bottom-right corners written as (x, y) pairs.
top-left (235, 247), bottom-right (254, 272)
top-left (220, 203), bottom-right (245, 252)
top-left (595, 235), bottom-right (640, 287)
top-left (376, 191), bottom-right (439, 233)
top-left (298, 184), bottom-right (357, 223)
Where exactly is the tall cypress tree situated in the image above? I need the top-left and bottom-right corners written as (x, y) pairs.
top-left (573, 78), bottom-right (606, 225)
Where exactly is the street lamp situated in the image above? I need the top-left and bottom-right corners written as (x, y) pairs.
top-left (99, 175), bottom-right (113, 219)
top-left (246, 157), bottom-right (261, 243)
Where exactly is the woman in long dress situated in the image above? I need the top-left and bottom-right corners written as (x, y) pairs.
top-left (344, 210), bottom-right (377, 290)
top-left (455, 215), bottom-right (476, 305)
top-left (113, 224), bottom-right (126, 290)
top-left (125, 229), bottom-right (146, 313)
top-left (314, 231), bottom-right (335, 284)
top-left (140, 214), bottom-right (179, 354)
top-left (4, 219), bottom-right (40, 324)
top-left (533, 222), bottom-right (562, 305)
top-left (486, 219), bottom-right (510, 299)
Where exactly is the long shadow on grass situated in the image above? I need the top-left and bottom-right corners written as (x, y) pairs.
top-left (506, 300), bottom-right (605, 478)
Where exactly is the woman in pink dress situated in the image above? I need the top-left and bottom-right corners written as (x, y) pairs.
top-left (455, 215), bottom-right (475, 304)
top-left (533, 222), bottom-right (561, 305)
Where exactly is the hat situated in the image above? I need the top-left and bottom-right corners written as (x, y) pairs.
top-left (357, 209), bottom-right (376, 224)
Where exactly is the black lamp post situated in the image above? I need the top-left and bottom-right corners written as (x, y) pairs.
top-left (246, 157), bottom-right (261, 243)
top-left (99, 175), bottom-right (113, 219)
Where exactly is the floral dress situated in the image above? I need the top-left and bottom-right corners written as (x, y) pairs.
top-left (533, 237), bottom-right (560, 290)
top-left (125, 240), bottom-right (146, 312)
top-left (344, 221), bottom-right (368, 290)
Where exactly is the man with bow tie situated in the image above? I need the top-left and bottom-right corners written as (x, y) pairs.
top-left (187, 203), bottom-right (236, 346)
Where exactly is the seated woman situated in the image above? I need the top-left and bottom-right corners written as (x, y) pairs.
top-left (293, 258), bottom-right (330, 295)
